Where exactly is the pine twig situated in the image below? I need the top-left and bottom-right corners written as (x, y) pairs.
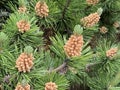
top-left (49, 59), bottom-right (69, 73)
top-left (85, 62), bottom-right (102, 72)
top-left (109, 72), bottom-right (120, 87)
top-left (0, 10), bottom-right (9, 17)
top-left (3, 75), bottom-right (11, 83)
top-left (53, 62), bottom-right (67, 72)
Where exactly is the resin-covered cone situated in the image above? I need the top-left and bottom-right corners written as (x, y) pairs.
top-left (100, 26), bottom-right (108, 34)
top-left (16, 20), bottom-right (30, 33)
top-left (35, 1), bottom-right (49, 17)
top-left (45, 82), bottom-right (58, 90)
top-left (86, 0), bottom-right (99, 5)
top-left (16, 53), bottom-right (34, 73)
top-left (81, 12), bottom-right (100, 28)
top-left (15, 84), bottom-right (30, 90)
top-left (106, 48), bottom-right (118, 58)
top-left (64, 34), bottom-right (84, 57)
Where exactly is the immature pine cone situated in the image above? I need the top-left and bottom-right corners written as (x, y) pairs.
top-left (106, 48), bottom-right (118, 58)
top-left (113, 22), bottom-right (120, 28)
top-left (81, 12), bottom-right (100, 28)
top-left (18, 6), bottom-right (27, 13)
top-left (45, 82), bottom-right (58, 90)
top-left (64, 34), bottom-right (84, 57)
top-left (16, 53), bottom-right (34, 73)
top-left (100, 26), bottom-right (108, 34)
top-left (35, 1), bottom-right (49, 17)
top-left (16, 20), bottom-right (30, 33)
top-left (15, 84), bottom-right (30, 90)
top-left (86, 0), bottom-right (99, 5)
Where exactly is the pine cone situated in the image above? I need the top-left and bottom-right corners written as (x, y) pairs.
top-left (86, 0), bottom-right (99, 5)
top-left (106, 48), bottom-right (118, 58)
top-left (18, 6), bottom-right (27, 13)
top-left (113, 22), bottom-right (120, 28)
top-left (16, 53), bottom-right (34, 73)
top-left (64, 34), bottom-right (84, 57)
top-left (35, 1), bottom-right (49, 17)
top-left (81, 12), bottom-right (100, 28)
top-left (15, 84), bottom-right (30, 90)
top-left (45, 82), bottom-right (58, 90)
top-left (16, 20), bottom-right (30, 33)
top-left (100, 26), bottom-right (108, 34)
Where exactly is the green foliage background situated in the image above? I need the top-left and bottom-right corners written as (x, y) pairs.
top-left (0, 0), bottom-right (120, 90)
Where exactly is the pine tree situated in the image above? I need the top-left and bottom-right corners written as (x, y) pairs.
top-left (0, 0), bottom-right (120, 90)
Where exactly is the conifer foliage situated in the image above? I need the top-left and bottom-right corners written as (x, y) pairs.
top-left (0, 0), bottom-right (120, 90)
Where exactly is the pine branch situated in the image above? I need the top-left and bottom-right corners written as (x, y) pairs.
top-left (84, 6), bottom-right (91, 13)
top-left (109, 72), bottom-right (120, 87)
top-left (0, 10), bottom-right (9, 17)
top-left (108, 87), bottom-right (120, 90)
top-left (62, 0), bottom-right (71, 19)
top-left (85, 62), bottom-right (102, 72)
top-left (3, 75), bottom-right (10, 83)
top-left (53, 62), bottom-right (67, 72)
top-left (49, 59), bottom-right (69, 73)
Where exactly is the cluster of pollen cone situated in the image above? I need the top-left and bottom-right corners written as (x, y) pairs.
top-left (81, 12), bottom-right (100, 28)
top-left (113, 22), bottom-right (120, 28)
top-left (106, 48), bottom-right (118, 58)
top-left (100, 26), bottom-right (108, 34)
top-left (64, 34), bottom-right (84, 57)
top-left (35, 1), bottom-right (49, 17)
top-left (16, 20), bottom-right (30, 33)
top-left (45, 82), bottom-right (58, 90)
top-left (86, 0), bottom-right (99, 5)
top-left (16, 53), bottom-right (34, 73)
top-left (15, 84), bottom-right (30, 90)
top-left (18, 6), bottom-right (27, 13)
